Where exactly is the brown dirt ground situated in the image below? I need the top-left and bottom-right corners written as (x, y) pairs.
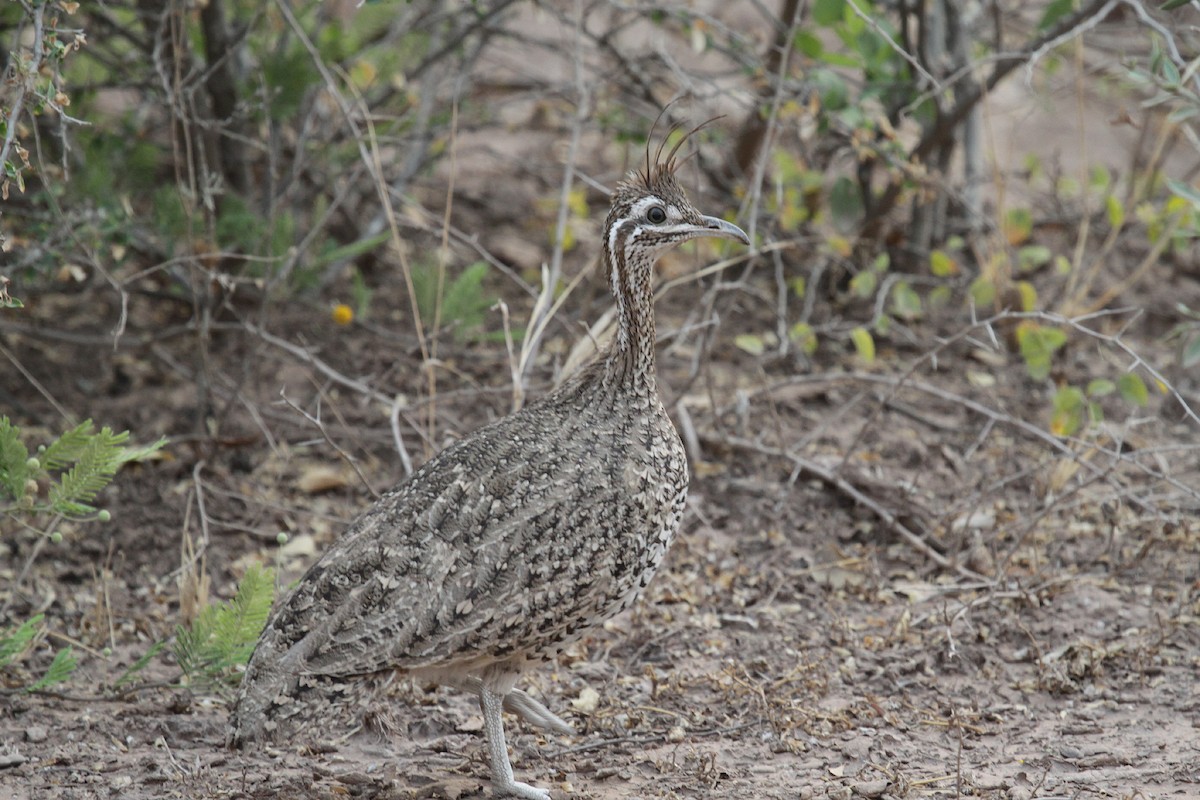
top-left (4, 232), bottom-right (1199, 799)
top-left (4, 31), bottom-right (1200, 800)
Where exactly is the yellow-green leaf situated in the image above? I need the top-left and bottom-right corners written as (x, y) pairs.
top-left (850, 270), bottom-right (877, 298)
top-left (969, 277), bottom-right (995, 307)
top-left (567, 187), bottom-right (589, 218)
top-left (734, 334), bottom-right (766, 356)
top-left (890, 281), bottom-right (922, 320)
top-left (850, 326), bottom-right (875, 363)
top-left (1117, 372), bottom-right (1149, 407)
top-left (1016, 280), bottom-right (1038, 312)
top-left (930, 249), bottom-right (957, 277)
top-left (1017, 245), bottom-right (1052, 273)
top-left (1105, 194), bottom-right (1124, 229)
top-left (789, 322), bottom-right (818, 355)
top-left (1004, 207), bottom-right (1033, 245)
top-left (826, 234), bottom-right (852, 258)
top-left (1016, 322), bottom-right (1067, 380)
top-left (928, 285), bottom-right (952, 309)
top-left (1050, 385), bottom-right (1086, 437)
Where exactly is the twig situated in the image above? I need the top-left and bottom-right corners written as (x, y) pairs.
top-left (846, 0), bottom-right (938, 88)
top-left (278, 390), bottom-right (378, 499)
top-left (0, 2), bottom-right (46, 175)
top-left (711, 432), bottom-right (980, 579)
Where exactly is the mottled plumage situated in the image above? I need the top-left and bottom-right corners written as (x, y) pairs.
top-left (229, 147), bottom-right (749, 799)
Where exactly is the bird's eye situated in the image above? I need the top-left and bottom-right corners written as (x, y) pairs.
top-left (646, 205), bottom-right (667, 224)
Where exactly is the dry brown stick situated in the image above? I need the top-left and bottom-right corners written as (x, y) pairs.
top-left (277, 390), bottom-right (379, 500)
top-left (710, 432), bottom-right (984, 580)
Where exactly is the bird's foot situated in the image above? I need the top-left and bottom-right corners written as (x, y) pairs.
top-left (493, 778), bottom-right (552, 800)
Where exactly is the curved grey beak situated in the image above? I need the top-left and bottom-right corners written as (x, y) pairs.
top-left (699, 215), bottom-right (750, 245)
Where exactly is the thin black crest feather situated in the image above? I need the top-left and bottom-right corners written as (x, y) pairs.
top-left (639, 113), bottom-right (726, 188)
top-left (642, 101), bottom-right (682, 185)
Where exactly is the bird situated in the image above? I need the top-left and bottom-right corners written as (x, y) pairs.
top-left (228, 129), bottom-right (750, 799)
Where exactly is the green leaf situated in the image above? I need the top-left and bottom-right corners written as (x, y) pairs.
top-left (1105, 194), bottom-right (1125, 228)
top-left (1117, 372), bottom-right (1149, 407)
top-left (969, 277), bottom-right (995, 307)
top-left (849, 270), bottom-right (877, 298)
top-left (48, 428), bottom-right (128, 516)
top-left (1038, 0), bottom-right (1077, 31)
top-left (812, 68), bottom-right (850, 111)
top-left (0, 615), bottom-right (43, 667)
top-left (850, 326), bottom-right (875, 363)
top-left (40, 420), bottom-right (108, 471)
top-left (734, 334), bottom-right (766, 356)
top-left (1087, 379), bottom-right (1116, 397)
top-left (174, 565), bottom-right (276, 693)
top-left (789, 322), bottom-right (818, 356)
top-left (1004, 207), bottom-right (1033, 245)
top-left (1016, 281), bottom-right (1038, 312)
top-left (928, 285), bottom-right (952, 309)
top-left (1165, 178), bottom-right (1200, 209)
top-left (794, 30), bottom-right (824, 58)
top-left (890, 281), bottom-right (922, 320)
top-left (1088, 164), bottom-right (1111, 193)
top-left (442, 262), bottom-right (493, 334)
top-left (28, 647), bottom-right (77, 692)
top-left (929, 249), bottom-right (957, 277)
top-left (1016, 323), bottom-right (1067, 380)
top-left (1161, 57), bottom-right (1181, 86)
top-left (1050, 386), bottom-right (1086, 437)
top-left (1182, 332), bottom-right (1200, 368)
top-left (114, 641), bottom-right (166, 688)
top-left (812, 0), bottom-right (846, 26)
top-left (1162, 0), bottom-right (1192, 9)
top-left (311, 232), bottom-right (390, 272)
top-left (1017, 245), bottom-right (1053, 273)
top-left (828, 176), bottom-right (864, 231)
top-left (0, 417), bottom-right (31, 501)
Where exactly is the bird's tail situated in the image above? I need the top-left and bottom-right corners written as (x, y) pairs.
top-left (228, 628), bottom-right (390, 747)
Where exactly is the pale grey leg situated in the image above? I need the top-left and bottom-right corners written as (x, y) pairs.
top-left (479, 684), bottom-right (552, 800)
top-left (459, 676), bottom-right (575, 735)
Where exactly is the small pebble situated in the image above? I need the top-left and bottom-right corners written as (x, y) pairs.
top-left (974, 772), bottom-right (1009, 790)
top-left (852, 779), bottom-right (888, 798)
top-left (24, 726), bottom-right (48, 744)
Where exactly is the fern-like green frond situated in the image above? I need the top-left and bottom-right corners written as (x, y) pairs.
top-left (40, 420), bottom-right (108, 470)
top-left (48, 427), bottom-right (129, 517)
top-left (116, 436), bottom-right (169, 466)
top-left (114, 640), bottom-right (166, 688)
top-left (0, 614), bottom-right (43, 667)
top-left (28, 646), bottom-right (78, 692)
top-left (0, 417), bottom-right (31, 501)
top-left (174, 565), bottom-right (275, 693)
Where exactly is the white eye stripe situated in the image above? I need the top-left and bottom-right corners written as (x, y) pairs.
top-left (630, 196), bottom-right (671, 221)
